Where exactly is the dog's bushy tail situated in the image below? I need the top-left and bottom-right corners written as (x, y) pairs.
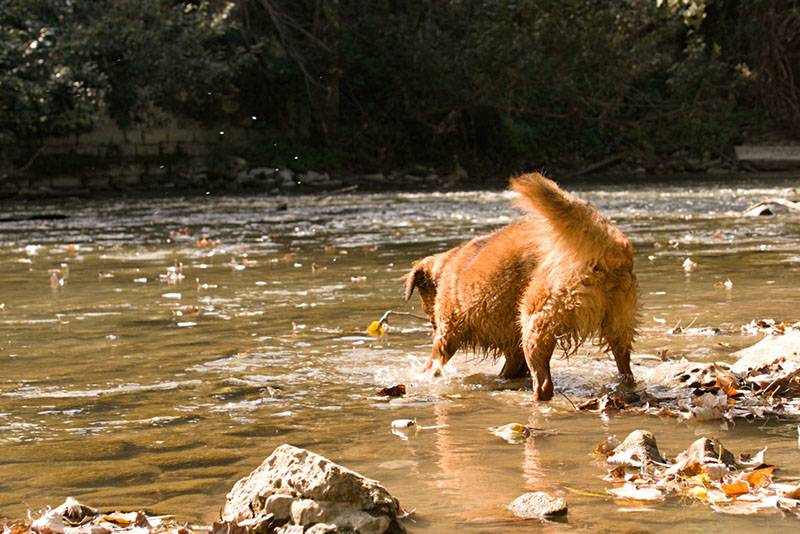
top-left (510, 173), bottom-right (624, 263)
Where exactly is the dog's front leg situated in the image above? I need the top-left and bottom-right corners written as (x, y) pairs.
top-left (499, 348), bottom-right (530, 379)
top-left (423, 333), bottom-right (458, 377)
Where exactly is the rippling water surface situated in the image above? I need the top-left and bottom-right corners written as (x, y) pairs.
top-left (1, 177), bottom-right (800, 532)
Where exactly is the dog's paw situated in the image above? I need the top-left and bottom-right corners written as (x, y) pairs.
top-left (619, 373), bottom-right (636, 386)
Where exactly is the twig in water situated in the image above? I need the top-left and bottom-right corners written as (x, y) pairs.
top-left (559, 390), bottom-right (579, 411)
top-left (377, 309), bottom-right (430, 325)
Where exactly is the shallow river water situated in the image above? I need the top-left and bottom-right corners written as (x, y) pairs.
top-left (1, 177), bottom-right (800, 532)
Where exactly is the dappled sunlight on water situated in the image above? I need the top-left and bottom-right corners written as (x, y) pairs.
top-left (1, 177), bottom-right (800, 531)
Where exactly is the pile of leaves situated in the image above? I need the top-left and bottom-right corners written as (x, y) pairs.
top-left (599, 430), bottom-right (800, 516)
top-left (3, 497), bottom-right (197, 534)
top-left (579, 359), bottom-right (800, 422)
top-left (741, 319), bottom-right (800, 336)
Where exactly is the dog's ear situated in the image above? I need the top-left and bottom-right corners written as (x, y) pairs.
top-left (402, 271), bottom-right (416, 301)
top-left (402, 262), bottom-right (433, 302)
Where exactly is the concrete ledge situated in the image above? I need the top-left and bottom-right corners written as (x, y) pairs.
top-left (735, 145), bottom-right (800, 168)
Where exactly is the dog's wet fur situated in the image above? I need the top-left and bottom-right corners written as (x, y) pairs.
top-left (404, 173), bottom-right (638, 401)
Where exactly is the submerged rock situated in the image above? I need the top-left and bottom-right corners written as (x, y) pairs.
top-left (223, 444), bottom-right (405, 533)
top-left (508, 492), bottom-right (567, 519)
top-left (608, 430), bottom-right (665, 468)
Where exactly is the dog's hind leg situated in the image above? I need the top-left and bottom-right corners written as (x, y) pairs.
top-left (606, 332), bottom-right (635, 386)
top-left (602, 284), bottom-right (637, 386)
top-left (520, 311), bottom-right (557, 401)
top-left (522, 333), bottom-right (556, 401)
top-left (499, 348), bottom-right (530, 379)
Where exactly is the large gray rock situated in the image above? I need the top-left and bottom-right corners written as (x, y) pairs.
top-left (223, 444), bottom-right (404, 533)
top-left (731, 330), bottom-right (800, 374)
top-left (508, 492), bottom-right (567, 519)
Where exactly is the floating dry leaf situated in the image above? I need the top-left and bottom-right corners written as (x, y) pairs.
top-left (377, 384), bottom-right (406, 397)
top-left (490, 423), bottom-right (527, 443)
top-left (490, 423), bottom-right (557, 444)
top-left (391, 419), bottom-right (416, 429)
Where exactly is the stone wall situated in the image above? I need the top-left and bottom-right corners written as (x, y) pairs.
top-left (39, 113), bottom-right (250, 159)
top-left (1, 113), bottom-right (254, 197)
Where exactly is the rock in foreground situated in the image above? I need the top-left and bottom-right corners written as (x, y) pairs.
top-left (222, 444), bottom-right (405, 534)
top-left (508, 492), bottom-right (567, 519)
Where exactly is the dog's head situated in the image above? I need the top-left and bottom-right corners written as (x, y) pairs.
top-left (603, 231), bottom-right (634, 273)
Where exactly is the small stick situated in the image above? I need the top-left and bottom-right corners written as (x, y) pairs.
top-left (559, 390), bottom-right (579, 411)
top-left (378, 310), bottom-right (430, 325)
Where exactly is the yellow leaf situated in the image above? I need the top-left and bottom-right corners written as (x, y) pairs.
top-left (367, 321), bottom-right (385, 337)
top-left (687, 486), bottom-right (708, 500)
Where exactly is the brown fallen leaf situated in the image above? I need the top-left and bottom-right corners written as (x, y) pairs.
top-left (744, 466), bottom-right (775, 489)
top-left (593, 439), bottom-right (616, 458)
top-left (713, 364), bottom-right (742, 398)
top-left (377, 384), bottom-right (406, 397)
top-left (783, 485), bottom-right (800, 499)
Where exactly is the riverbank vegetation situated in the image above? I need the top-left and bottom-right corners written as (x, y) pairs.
top-left (1, 1), bottom-right (798, 180)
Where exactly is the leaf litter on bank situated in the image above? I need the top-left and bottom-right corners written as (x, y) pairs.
top-left (579, 353), bottom-right (800, 422)
top-left (599, 430), bottom-right (800, 517)
top-left (11, 497), bottom-right (191, 533)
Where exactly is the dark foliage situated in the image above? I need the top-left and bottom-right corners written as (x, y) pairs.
top-left (1, 0), bottom-right (794, 174)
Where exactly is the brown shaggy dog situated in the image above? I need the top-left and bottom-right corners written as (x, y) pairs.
top-left (403, 173), bottom-right (638, 401)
